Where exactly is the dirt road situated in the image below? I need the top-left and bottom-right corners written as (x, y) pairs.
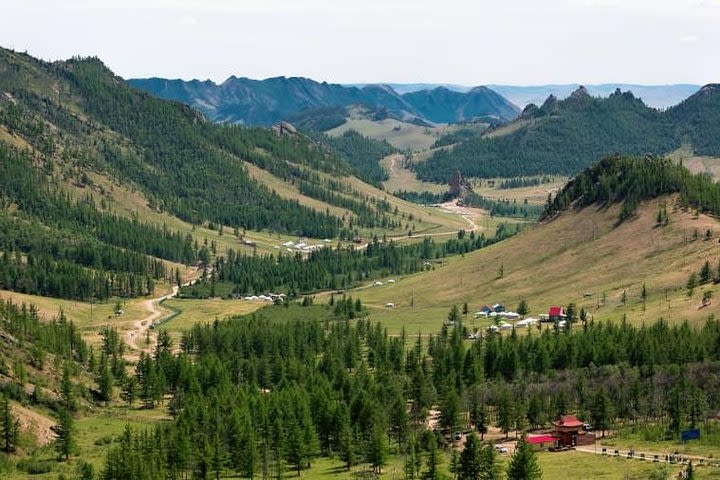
top-left (125, 285), bottom-right (179, 353)
top-left (437, 201), bottom-right (481, 232)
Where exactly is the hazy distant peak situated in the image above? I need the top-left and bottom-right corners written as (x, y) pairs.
top-left (698, 84), bottom-right (720, 96)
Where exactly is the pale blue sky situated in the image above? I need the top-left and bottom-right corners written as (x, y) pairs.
top-left (1, 0), bottom-right (718, 85)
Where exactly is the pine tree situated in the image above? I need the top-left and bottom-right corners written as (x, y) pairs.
top-left (54, 408), bottom-right (76, 460)
top-left (121, 376), bottom-right (138, 407)
top-left (506, 435), bottom-right (541, 480)
top-left (338, 420), bottom-right (356, 471)
top-left (1, 395), bottom-right (20, 453)
top-left (60, 363), bottom-right (76, 412)
top-left (458, 432), bottom-right (482, 479)
top-left (496, 390), bottom-right (514, 439)
top-left (590, 390), bottom-right (613, 438)
top-left (366, 424), bottom-right (388, 474)
top-left (687, 272), bottom-right (698, 298)
top-left (700, 261), bottom-right (712, 284)
top-left (423, 431), bottom-right (440, 480)
top-left (517, 300), bottom-right (529, 317)
top-left (479, 443), bottom-right (502, 480)
top-left (404, 434), bottom-right (421, 480)
top-left (97, 354), bottom-right (113, 404)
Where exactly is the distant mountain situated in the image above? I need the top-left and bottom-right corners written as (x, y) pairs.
top-left (128, 76), bottom-right (520, 126)
top-left (403, 86), bottom-right (519, 124)
top-left (488, 84), bottom-right (700, 109)
top-left (349, 83), bottom-right (474, 94)
top-left (667, 84), bottom-right (720, 156)
top-left (414, 85), bottom-right (720, 182)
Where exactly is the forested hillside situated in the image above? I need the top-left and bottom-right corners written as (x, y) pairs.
top-left (415, 86), bottom-right (720, 182)
top-left (310, 130), bottom-right (396, 187)
top-left (544, 154), bottom-right (720, 222)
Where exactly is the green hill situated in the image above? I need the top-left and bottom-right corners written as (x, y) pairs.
top-left (414, 86), bottom-right (720, 183)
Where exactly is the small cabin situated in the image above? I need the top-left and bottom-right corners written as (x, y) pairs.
top-left (548, 306), bottom-right (566, 322)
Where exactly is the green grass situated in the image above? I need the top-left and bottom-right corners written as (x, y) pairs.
top-left (536, 450), bottom-right (685, 479)
top-left (0, 407), bottom-right (171, 480)
top-left (328, 119), bottom-right (440, 151)
top-left (600, 422), bottom-right (720, 460)
top-left (161, 297), bottom-right (266, 332)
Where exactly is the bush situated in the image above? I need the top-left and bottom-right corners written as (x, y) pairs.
top-left (17, 457), bottom-right (54, 474)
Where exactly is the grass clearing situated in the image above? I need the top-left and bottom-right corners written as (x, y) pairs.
top-left (669, 144), bottom-right (720, 181)
top-left (471, 176), bottom-right (569, 205)
top-left (160, 297), bottom-right (265, 332)
top-left (381, 152), bottom-right (449, 194)
top-left (328, 118), bottom-right (439, 151)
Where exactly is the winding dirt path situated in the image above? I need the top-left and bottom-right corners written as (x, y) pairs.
top-left (437, 201), bottom-right (481, 232)
top-left (125, 285), bottom-right (179, 353)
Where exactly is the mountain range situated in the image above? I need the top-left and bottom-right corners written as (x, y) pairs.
top-left (359, 83), bottom-right (701, 109)
top-left (414, 84), bottom-right (720, 182)
top-left (128, 76), bottom-right (520, 127)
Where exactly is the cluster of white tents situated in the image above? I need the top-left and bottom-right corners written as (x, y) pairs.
top-left (277, 239), bottom-right (332, 253)
top-left (475, 310), bottom-right (521, 320)
top-left (485, 317), bottom-right (544, 333)
top-left (241, 293), bottom-right (286, 302)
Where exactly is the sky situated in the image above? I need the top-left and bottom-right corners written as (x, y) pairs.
top-left (1, 0), bottom-right (719, 85)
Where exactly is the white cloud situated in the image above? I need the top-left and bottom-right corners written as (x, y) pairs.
top-left (180, 15), bottom-right (198, 26)
top-left (679, 34), bottom-right (700, 44)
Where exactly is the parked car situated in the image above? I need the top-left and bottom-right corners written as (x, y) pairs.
top-left (496, 446), bottom-right (508, 454)
top-left (453, 431), bottom-right (463, 441)
top-left (582, 423), bottom-right (593, 431)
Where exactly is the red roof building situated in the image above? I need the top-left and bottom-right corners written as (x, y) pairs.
top-left (553, 415), bottom-right (583, 446)
top-left (548, 306), bottom-right (566, 320)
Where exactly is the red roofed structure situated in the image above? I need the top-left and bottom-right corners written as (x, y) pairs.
top-left (553, 414), bottom-right (584, 446)
top-left (526, 434), bottom-right (557, 450)
top-left (548, 306), bottom-right (566, 321)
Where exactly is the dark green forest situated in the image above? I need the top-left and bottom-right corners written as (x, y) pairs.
top-left (543, 155), bottom-right (720, 222)
top-left (182, 228), bottom-right (517, 298)
top-left (0, 144), bottom-right (198, 300)
top-left (94, 303), bottom-right (720, 479)
top-left (414, 87), bottom-right (720, 182)
top-left (309, 130), bottom-right (396, 188)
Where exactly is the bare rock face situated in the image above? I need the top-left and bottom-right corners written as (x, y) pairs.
top-left (448, 170), bottom-right (472, 200)
top-left (271, 121), bottom-right (297, 135)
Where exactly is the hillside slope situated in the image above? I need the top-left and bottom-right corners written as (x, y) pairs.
top-left (348, 157), bottom-right (720, 332)
top-left (414, 85), bottom-right (720, 182)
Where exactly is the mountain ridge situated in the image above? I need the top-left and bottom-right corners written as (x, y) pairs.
top-left (128, 75), bottom-right (520, 126)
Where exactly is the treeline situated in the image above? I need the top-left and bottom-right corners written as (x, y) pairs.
top-left (98, 306), bottom-right (720, 478)
top-left (543, 155), bottom-right (720, 222)
top-left (464, 193), bottom-right (544, 219)
top-left (393, 190), bottom-right (444, 205)
top-left (431, 128), bottom-right (482, 148)
top-left (311, 130), bottom-right (396, 188)
top-left (414, 89), bottom-right (682, 182)
top-left (498, 177), bottom-right (552, 189)
top-left (0, 252), bottom-right (155, 301)
top-left (182, 229), bottom-right (516, 297)
top-left (0, 298), bottom-right (88, 364)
